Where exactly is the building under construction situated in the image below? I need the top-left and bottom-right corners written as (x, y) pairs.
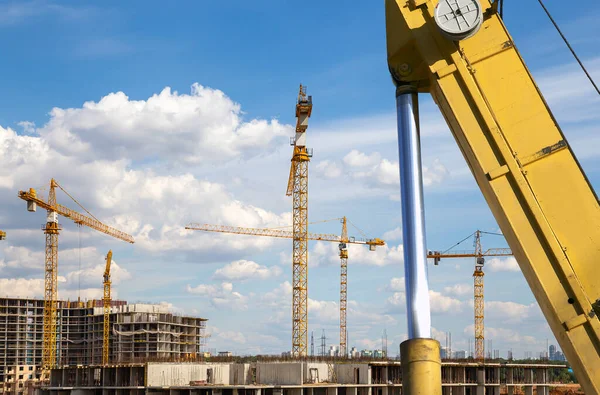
top-left (42, 360), bottom-right (568, 395)
top-left (0, 297), bottom-right (207, 394)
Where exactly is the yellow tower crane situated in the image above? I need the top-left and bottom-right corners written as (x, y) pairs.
top-left (18, 179), bottom-right (134, 373)
top-left (286, 84), bottom-right (313, 356)
top-left (427, 230), bottom-right (512, 360)
top-left (185, 219), bottom-right (384, 357)
top-left (103, 250), bottom-right (113, 365)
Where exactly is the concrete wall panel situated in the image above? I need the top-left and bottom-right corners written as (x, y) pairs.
top-left (257, 362), bottom-right (303, 385)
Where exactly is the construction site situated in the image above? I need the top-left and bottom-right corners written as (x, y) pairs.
top-left (1, 0), bottom-right (599, 393)
top-left (0, 297), bottom-right (207, 394)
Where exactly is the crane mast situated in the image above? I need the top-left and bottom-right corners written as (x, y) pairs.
top-left (103, 250), bottom-right (113, 365)
top-left (339, 217), bottom-right (348, 357)
top-left (428, 230), bottom-right (513, 361)
top-left (386, 0), bottom-right (600, 392)
top-left (287, 85), bottom-right (313, 357)
top-left (18, 179), bottom-right (134, 373)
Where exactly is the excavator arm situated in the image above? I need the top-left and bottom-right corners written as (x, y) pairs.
top-left (386, 0), bottom-right (600, 391)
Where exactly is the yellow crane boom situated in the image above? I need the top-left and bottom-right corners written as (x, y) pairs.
top-left (18, 179), bottom-right (134, 373)
top-left (386, 0), bottom-right (600, 391)
top-left (103, 250), bottom-right (113, 365)
top-left (185, 222), bottom-right (384, 247)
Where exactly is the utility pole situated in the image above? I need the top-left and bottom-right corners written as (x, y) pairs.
top-left (311, 332), bottom-right (314, 357)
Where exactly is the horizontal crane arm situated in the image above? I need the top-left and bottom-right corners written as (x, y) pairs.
top-left (18, 190), bottom-right (134, 244)
top-left (427, 248), bottom-right (512, 259)
top-left (185, 223), bottom-right (385, 246)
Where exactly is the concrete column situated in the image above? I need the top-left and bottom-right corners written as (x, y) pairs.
top-left (454, 387), bottom-right (466, 395)
top-left (507, 368), bottom-right (513, 384)
top-left (476, 368), bottom-right (485, 395)
top-left (507, 386), bottom-right (514, 395)
top-left (233, 389), bottom-right (239, 395)
top-left (524, 386), bottom-right (533, 395)
top-left (492, 387), bottom-right (500, 395)
top-left (442, 387), bottom-right (451, 395)
top-left (347, 387), bottom-right (357, 395)
top-left (306, 388), bottom-right (314, 395)
top-left (273, 389), bottom-right (282, 395)
top-left (327, 388), bottom-right (338, 395)
top-left (290, 389), bottom-right (303, 395)
top-left (214, 389), bottom-right (223, 395)
top-left (380, 387), bottom-right (388, 395)
top-left (537, 386), bottom-right (549, 395)
top-left (525, 369), bottom-right (533, 384)
top-left (255, 389), bottom-right (262, 395)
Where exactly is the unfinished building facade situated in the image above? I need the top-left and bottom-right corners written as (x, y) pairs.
top-left (41, 360), bottom-right (570, 395)
top-left (0, 297), bottom-right (207, 394)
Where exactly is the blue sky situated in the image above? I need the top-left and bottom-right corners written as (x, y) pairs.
top-left (0, 0), bottom-right (598, 358)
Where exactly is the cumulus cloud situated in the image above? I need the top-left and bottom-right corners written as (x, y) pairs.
top-left (486, 257), bottom-right (520, 272)
top-left (342, 150), bottom-right (449, 190)
top-left (213, 260), bottom-right (282, 281)
top-left (18, 120), bottom-right (36, 135)
top-left (315, 160), bottom-right (342, 179)
top-left (0, 278), bottom-right (44, 298)
top-left (38, 84), bottom-right (291, 165)
top-left (383, 227), bottom-right (402, 241)
top-left (443, 283), bottom-right (472, 297)
top-left (386, 289), bottom-right (462, 314)
top-left (186, 282), bottom-right (248, 311)
top-left (218, 330), bottom-right (247, 344)
top-left (343, 150), bottom-right (381, 167)
top-left (311, 242), bottom-right (404, 267)
top-left (463, 324), bottom-right (540, 346)
top-left (386, 277), bottom-right (405, 292)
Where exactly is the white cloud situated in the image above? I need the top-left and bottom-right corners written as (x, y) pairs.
top-left (315, 160), bottom-right (342, 179)
top-left (213, 260), bottom-right (282, 281)
top-left (38, 84), bottom-right (291, 165)
top-left (17, 120), bottom-right (36, 135)
top-left (343, 150), bottom-right (381, 167)
top-left (383, 227), bottom-right (402, 241)
top-left (342, 150), bottom-right (449, 190)
top-left (0, 278), bottom-right (44, 298)
top-left (308, 299), bottom-right (339, 323)
top-left (311, 242), bottom-right (404, 267)
top-left (186, 282), bottom-right (248, 311)
top-left (443, 283), bottom-right (472, 297)
top-left (429, 290), bottom-right (463, 313)
top-left (0, 246), bottom-right (45, 277)
top-left (386, 289), bottom-right (462, 314)
top-left (386, 277), bottom-right (405, 292)
top-left (486, 301), bottom-right (540, 322)
top-left (64, 260), bottom-right (131, 290)
top-left (487, 257), bottom-right (520, 272)
top-left (218, 330), bottom-right (247, 344)
top-left (464, 324), bottom-right (539, 346)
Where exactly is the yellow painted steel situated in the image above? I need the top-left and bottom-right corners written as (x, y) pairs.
top-left (0, 230), bottom-right (5, 240)
top-left (339, 217), bottom-right (349, 357)
top-left (18, 179), bottom-right (134, 375)
top-left (386, 0), bottom-right (600, 391)
top-left (103, 250), bottom-right (113, 365)
top-left (291, 84), bottom-right (312, 356)
top-left (185, 222), bottom-right (385, 247)
top-left (400, 338), bottom-right (442, 395)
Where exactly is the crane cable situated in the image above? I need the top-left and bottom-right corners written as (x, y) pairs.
top-left (536, 0), bottom-right (600, 96)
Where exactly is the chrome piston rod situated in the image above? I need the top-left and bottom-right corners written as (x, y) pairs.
top-left (396, 87), bottom-right (431, 339)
